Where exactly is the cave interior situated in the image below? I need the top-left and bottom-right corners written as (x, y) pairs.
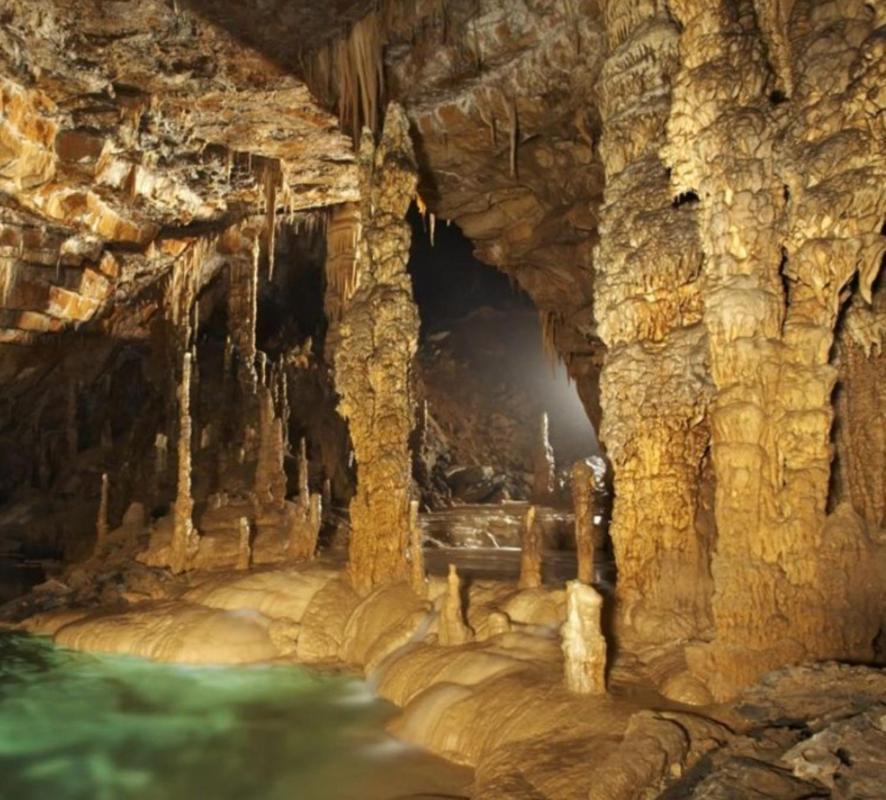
top-left (0, 1), bottom-right (884, 799)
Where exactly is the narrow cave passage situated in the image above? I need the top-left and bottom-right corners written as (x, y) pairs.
top-left (406, 207), bottom-right (609, 585)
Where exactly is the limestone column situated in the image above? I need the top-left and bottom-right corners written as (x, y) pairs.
top-left (594, 0), bottom-right (713, 645)
top-left (169, 350), bottom-right (197, 574)
top-left (663, 0), bottom-right (883, 697)
top-left (325, 104), bottom-right (420, 594)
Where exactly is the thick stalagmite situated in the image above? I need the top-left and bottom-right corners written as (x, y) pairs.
top-left (663, 0), bottom-right (884, 698)
top-left (593, 0), bottom-right (713, 647)
top-left (326, 104), bottom-right (420, 594)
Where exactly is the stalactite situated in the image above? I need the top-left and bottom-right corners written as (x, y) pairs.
top-left (169, 350), bottom-right (197, 574)
top-left (94, 472), bottom-right (109, 556)
top-left (570, 459), bottom-right (596, 585)
top-left (519, 504), bottom-right (542, 590)
top-left (531, 412), bottom-right (556, 503)
top-left (539, 310), bottom-right (562, 369)
top-left (408, 499), bottom-right (426, 596)
top-left (265, 166), bottom-right (278, 282)
top-left (0, 259), bottom-right (19, 306)
top-left (561, 580), bottom-right (607, 695)
top-left (439, 564), bottom-right (471, 646)
top-left (325, 203), bottom-right (361, 320)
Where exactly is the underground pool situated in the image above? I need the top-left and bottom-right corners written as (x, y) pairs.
top-left (0, 633), bottom-right (471, 800)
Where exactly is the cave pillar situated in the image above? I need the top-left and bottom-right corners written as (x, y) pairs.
top-left (663, 0), bottom-right (884, 697)
top-left (833, 293), bottom-right (886, 529)
top-left (325, 104), bottom-right (420, 594)
top-left (570, 459), bottom-right (597, 584)
top-left (593, 0), bottom-right (713, 646)
top-left (169, 350), bottom-right (197, 574)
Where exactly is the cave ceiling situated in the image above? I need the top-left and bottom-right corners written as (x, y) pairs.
top-left (0, 0), bottom-right (608, 405)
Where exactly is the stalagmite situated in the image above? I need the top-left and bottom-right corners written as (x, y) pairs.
top-left (663, 0), bottom-right (884, 698)
top-left (286, 438), bottom-right (322, 562)
top-left (593, 0), bottom-right (713, 647)
top-left (94, 472), bottom-right (109, 556)
top-left (570, 459), bottom-right (596, 585)
top-left (254, 385), bottom-right (287, 508)
top-left (519, 505), bottom-right (542, 590)
top-left (297, 437), bottom-right (309, 501)
top-left (325, 104), bottom-right (420, 594)
top-left (408, 499), bottom-right (425, 596)
top-left (561, 580), bottom-right (607, 695)
top-left (236, 517), bottom-right (251, 571)
top-left (531, 412), bottom-right (556, 504)
top-left (438, 564), bottom-right (471, 646)
top-left (169, 350), bottom-right (197, 574)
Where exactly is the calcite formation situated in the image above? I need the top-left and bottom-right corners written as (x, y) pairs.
top-left (0, 0), bottom-right (883, 756)
top-left (518, 504), bottom-right (542, 590)
top-left (531, 413), bottom-right (557, 504)
top-left (561, 580), bottom-right (607, 695)
top-left (326, 104), bottom-right (420, 595)
top-left (663, 0), bottom-right (884, 698)
top-left (438, 563), bottom-right (472, 646)
top-left (169, 350), bottom-right (197, 574)
top-left (570, 458), bottom-right (599, 584)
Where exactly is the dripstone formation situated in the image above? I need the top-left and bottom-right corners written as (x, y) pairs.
top-left (0, 0), bottom-right (883, 777)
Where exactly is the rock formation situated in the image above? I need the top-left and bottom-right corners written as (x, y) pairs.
top-left (531, 412), bottom-right (556, 503)
top-left (518, 504), bottom-right (542, 590)
top-left (561, 580), bottom-right (607, 695)
top-left (438, 563), bottom-right (472, 646)
top-left (169, 350), bottom-right (197, 574)
top-left (408, 499), bottom-right (426, 596)
top-left (570, 458), bottom-right (599, 584)
top-left (325, 104), bottom-right (420, 594)
top-left (94, 472), bottom-right (110, 556)
top-left (0, 0), bottom-right (882, 737)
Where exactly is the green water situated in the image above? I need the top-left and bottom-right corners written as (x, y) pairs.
top-left (0, 633), bottom-right (469, 800)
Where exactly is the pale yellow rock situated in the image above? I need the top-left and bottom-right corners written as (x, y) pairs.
top-left (561, 580), bottom-right (607, 695)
